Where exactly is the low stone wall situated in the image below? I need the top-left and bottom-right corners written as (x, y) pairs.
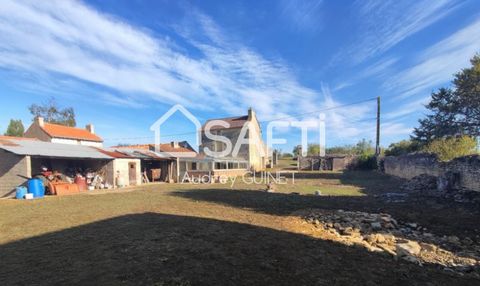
top-left (384, 154), bottom-right (480, 192)
top-left (298, 156), bottom-right (357, 171)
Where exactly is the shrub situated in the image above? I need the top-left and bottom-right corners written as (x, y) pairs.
top-left (281, 153), bottom-right (293, 158)
top-left (356, 154), bottom-right (378, 170)
top-left (385, 140), bottom-right (421, 156)
top-left (423, 136), bottom-right (478, 161)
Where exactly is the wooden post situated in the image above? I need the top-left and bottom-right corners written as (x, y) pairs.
top-left (375, 96), bottom-right (381, 156)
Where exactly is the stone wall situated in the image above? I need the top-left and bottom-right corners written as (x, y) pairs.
top-left (383, 154), bottom-right (480, 192)
top-left (0, 150), bottom-right (31, 197)
top-left (298, 156), bottom-right (357, 171)
top-left (444, 155), bottom-right (480, 192)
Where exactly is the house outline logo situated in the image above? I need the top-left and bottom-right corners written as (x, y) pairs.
top-left (150, 104), bottom-right (201, 158)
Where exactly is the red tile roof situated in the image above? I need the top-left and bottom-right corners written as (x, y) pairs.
top-left (157, 143), bottom-right (194, 153)
top-left (41, 123), bottom-right (103, 142)
top-left (202, 115), bottom-right (249, 130)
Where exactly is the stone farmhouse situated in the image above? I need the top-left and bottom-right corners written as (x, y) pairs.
top-left (200, 108), bottom-right (270, 171)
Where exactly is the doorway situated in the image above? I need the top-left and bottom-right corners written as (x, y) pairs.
top-left (128, 162), bottom-right (137, 185)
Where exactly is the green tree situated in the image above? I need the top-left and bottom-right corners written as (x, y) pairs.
top-left (307, 143), bottom-right (321, 156)
top-left (292, 145), bottom-right (301, 157)
top-left (353, 139), bottom-right (375, 156)
top-left (413, 54), bottom-right (480, 143)
top-left (281, 153), bottom-right (293, 158)
top-left (4, 119), bottom-right (24, 137)
top-left (423, 136), bottom-right (478, 161)
top-left (385, 140), bottom-right (421, 156)
top-left (326, 145), bottom-right (355, 155)
top-left (454, 55), bottom-right (480, 134)
top-left (325, 139), bottom-right (375, 156)
top-left (29, 97), bottom-right (76, 127)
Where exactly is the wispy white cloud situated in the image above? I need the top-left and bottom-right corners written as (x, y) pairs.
top-left (0, 0), bottom-right (388, 144)
top-left (320, 85), bottom-right (376, 139)
top-left (0, 0), bottom-right (320, 118)
top-left (333, 57), bottom-right (398, 91)
top-left (278, 0), bottom-right (324, 32)
top-left (386, 17), bottom-right (480, 99)
top-left (335, 0), bottom-right (460, 65)
top-left (383, 96), bottom-right (430, 120)
top-left (381, 122), bottom-right (413, 136)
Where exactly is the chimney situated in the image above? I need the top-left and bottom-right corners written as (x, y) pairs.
top-left (248, 107), bottom-right (255, 121)
top-left (171, 141), bottom-right (179, 148)
top-left (35, 117), bottom-right (44, 127)
top-left (86, 124), bottom-right (95, 134)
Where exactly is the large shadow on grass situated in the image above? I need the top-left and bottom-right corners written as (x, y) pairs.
top-left (0, 213), bottom-right (475, 286)
top-left (173, 186), bottom-right (480, 240)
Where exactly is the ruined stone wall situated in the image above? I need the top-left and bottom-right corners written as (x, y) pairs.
top-left (383, 154), bottom-right (441, 179)
top-left (298, 156), bottom-right (357, 171)
top-left (446, 156), bottom-right (480, 192)
top-left (384, 154), bottom-right (480, 192)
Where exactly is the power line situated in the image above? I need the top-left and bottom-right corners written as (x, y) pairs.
top-left (103, 97), bottom-right (378, 141)
top-left (258, 97), bottom-right (377, 123)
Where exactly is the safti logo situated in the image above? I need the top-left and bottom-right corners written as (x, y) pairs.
top-left (149, 104), bottom-right (200, 158)
top-left (151, 104), bottom-right (326, 158)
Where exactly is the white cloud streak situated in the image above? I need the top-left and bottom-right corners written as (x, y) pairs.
top-left (337, 0), bottom-right (460, 64)
top-left (0, 0), bottom-right (398, 144)
top-left (0, 0), bottom-right (320, 118)
top-left (278, 0), bottom-right (324, 32)
top-left (386, 17), bottom-right (480, 99)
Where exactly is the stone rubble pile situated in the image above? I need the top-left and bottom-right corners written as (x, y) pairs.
top-left (399, 174), bottom-right (480, 204)
top-left (302, 209), bottom-right (480, 274)
top-left (400, 174), bottom-right (437, 191)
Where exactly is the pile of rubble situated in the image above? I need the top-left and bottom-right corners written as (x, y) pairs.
top-left (401, 174), bottom-right (437, 191)
top-left (301, 209), bottom-right (479, 274)
top-left (399, 174), bottom-right (480, 204)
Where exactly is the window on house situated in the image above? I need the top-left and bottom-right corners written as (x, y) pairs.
top-left (215, 162), bottom-right (227, 170)
top-left (239, 162), bottom-right (248, 169)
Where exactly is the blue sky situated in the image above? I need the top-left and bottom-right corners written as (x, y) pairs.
top-left (0, 0), bottom-right (479, 152)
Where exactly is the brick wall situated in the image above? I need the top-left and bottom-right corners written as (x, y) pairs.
top-left (0, 150), bottom-right (31, 197)
top-left (383, 154), bottom-right (480, 192)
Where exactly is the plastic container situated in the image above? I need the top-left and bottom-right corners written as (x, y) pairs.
top-left (74, 176), bottom-right (87, 192)
top-left (15, 186), bottom-right (28, 199)
top-left (116, 177), bottom-right (126, 188)
top-left (54, 183), bottom-right (80, 196)
top-left (28, 178), bottom-right (45, 198)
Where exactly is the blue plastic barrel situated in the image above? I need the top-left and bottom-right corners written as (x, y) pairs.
top-left (28, 178), bottom-right (45, 198)
top-left (15, 186), bottom-right (28, 199)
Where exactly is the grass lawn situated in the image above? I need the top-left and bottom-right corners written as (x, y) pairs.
top-left (270, 158), bottom-right (297, 170)
top-left (0, 171), bottom-right (478, 285)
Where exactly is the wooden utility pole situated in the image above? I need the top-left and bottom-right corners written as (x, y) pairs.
top-left (375, 96), bottom-right (381, 156)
